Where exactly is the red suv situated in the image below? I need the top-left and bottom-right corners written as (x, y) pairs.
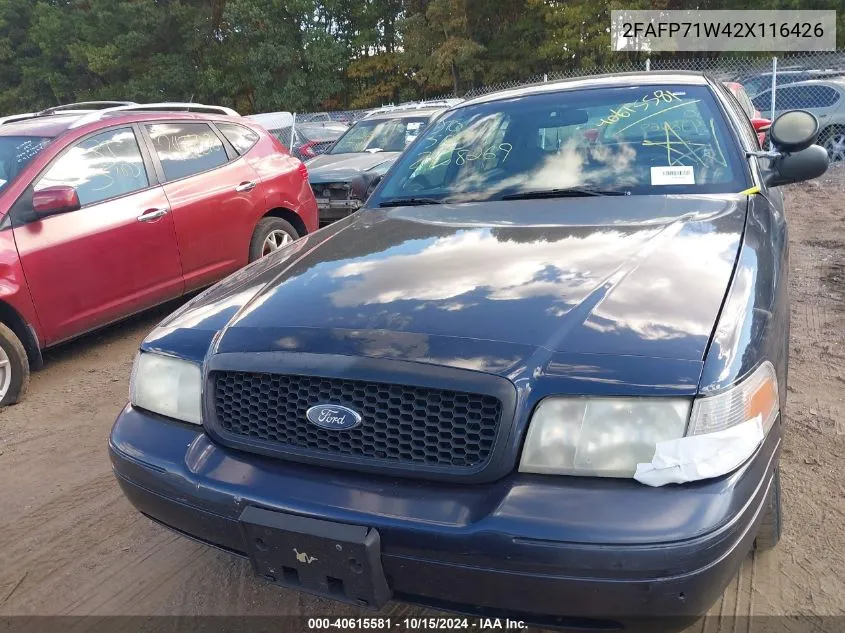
top-left (0, 101), bottom-right (318, 405)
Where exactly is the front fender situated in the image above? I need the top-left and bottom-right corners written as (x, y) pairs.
top-left (699, 193), bottom-right (789, 402)
top-left (0, 226), bottom-right (44, 361)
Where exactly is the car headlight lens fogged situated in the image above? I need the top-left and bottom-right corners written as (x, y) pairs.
top-left (130, 352), bottom-right (202, 425)
top-left (519, 361), bottom-right (780, 482)
top-left (519, 397), bottom-right (690, 477)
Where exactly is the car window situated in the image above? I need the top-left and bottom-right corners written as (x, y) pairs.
top-left (802, 86), bottom-right (840, 108)
top-left (145, 122), bottom-right (228, 181)
top-left (36, 127), bottom-right (148, 206)
top-left (329, 117), bottom-right (430, 154)
top-left (370, 85), bottom-right (747, 205)
top-left (777, 87), bottom-right (807, 110)
top-left (0, 136), bottom-right (52, 193)
top-left (754, 85), bottom-right (840, 112)
top-left (296, 124), bottom-right (346, 141)
top-left (216, 122), bottom-right (260, 155)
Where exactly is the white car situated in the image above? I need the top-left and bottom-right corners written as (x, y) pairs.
top-left (752, 78), bottom-right (845, 162)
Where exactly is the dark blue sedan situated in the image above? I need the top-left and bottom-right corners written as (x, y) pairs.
top-left (110, 73), bottom-right (828, 631)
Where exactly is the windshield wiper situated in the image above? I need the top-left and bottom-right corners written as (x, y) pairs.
top-left (378, 197), bottom-right (442, 208)
top-left (501, 186), bottom-right (630, 200)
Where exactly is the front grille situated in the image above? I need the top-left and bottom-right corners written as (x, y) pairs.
top-left (212, 371), bottom-right (503, 472)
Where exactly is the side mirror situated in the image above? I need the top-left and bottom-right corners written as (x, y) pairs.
top-left (763, 144), bottom-right (829, 187)
top-left (769, 110), bottom-right (819, 153)
top-left (32, 186), bottom-right (80, 218)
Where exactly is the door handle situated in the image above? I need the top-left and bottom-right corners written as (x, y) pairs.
top-left (137, 207), bottom-right (169, 222)
top-left (235, 181), bottom-right (257, 192)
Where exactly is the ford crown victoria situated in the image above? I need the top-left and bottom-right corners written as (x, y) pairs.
top-left (109, 73), bottom-right (828, 631)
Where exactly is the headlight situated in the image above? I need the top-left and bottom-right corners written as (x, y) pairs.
top-left (519, 361), bottom-right (779, 481)
top-left (519, 397), bottom-right (690, 477)
top-left (130, 352), bottom-right (202, 424)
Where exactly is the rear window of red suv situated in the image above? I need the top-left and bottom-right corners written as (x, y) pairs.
top-left (0, 136), bottom-right (52, 192)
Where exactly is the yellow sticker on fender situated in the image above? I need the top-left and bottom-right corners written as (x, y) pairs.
top-left (651, 166), bottom-right (695, 185)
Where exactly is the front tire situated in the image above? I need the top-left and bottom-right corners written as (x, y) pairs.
top-left (248, 217), bottom-right (299, 262)
top-left (754, 465), bottom-right (782, 551)
top-left (0, 322), bottom-right (29, 407)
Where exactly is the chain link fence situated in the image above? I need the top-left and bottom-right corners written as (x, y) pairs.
top-left (292, 50), bottom-right (845, 162)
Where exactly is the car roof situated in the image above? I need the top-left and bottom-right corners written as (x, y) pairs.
top-left (457, 71), bottom-right (710, 108)
top-left (764, 77), bottom-right (845, 90)
top-left (740, 69), bottom-right (844, 80)
top-left (0, 113), bottom-right (84, 137)
top-left (0, 110), bottom-right (246, 139)
top-left (363, 108), bottom-right (447, 121)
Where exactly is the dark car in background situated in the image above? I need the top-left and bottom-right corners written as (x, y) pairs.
top-left (305, 99), bottom-right (461, 225)
top-left (110, 73), bottom-right (829, 631)
top-left (0, 101), bottom-right (317, 406)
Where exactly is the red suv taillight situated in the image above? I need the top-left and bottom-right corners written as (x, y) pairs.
top-left (298, 162), bottom-right (309, 181)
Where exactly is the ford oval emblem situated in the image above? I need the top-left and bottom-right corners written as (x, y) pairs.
top-left (306, 404), bottom-right (363, 430)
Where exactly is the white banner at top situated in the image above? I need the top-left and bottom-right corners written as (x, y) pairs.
top-left (611, 10), bottom-right (837, 52)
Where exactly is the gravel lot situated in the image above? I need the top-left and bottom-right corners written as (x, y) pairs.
top-left (1, 168), bottom-right (844, 631)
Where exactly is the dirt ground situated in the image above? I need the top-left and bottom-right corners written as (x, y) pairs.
top-left (1, 168), bottom-right (844, 632)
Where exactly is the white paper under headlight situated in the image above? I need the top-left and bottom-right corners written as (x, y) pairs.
top-left (633, 361), bottom-right (780, 486)
top-left (519, 397), bottom-right (690, 477)
top-left (634, 415), bottom-right (764, 487)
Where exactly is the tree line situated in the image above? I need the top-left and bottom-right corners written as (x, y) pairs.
top-left (0, 0), bottom-right (842, 116)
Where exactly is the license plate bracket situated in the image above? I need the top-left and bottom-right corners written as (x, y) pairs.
top-left (239, 506), bottom-right (391, 608)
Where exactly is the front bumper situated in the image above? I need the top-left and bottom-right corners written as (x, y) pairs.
top-left (311, 183), bottom-right (363, 224)
top-left (315, 197), bottom-right (362, 222)
top-left (109, 405), bottom-right (780, 631)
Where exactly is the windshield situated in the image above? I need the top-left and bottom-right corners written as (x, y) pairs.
top-left (0, 136), bottom-right (52, 192)
top-left (368, 85), bottom-right (747, 206)
top-left (329, 116), bottom-right (429, 154)
top-left (297, 123), bottom-right (347, 141)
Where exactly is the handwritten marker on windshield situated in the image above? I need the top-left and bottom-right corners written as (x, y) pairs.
top-left (738, 185), bottom-right (761, 196)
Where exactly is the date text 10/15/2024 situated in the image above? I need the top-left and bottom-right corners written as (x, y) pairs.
top-left (307, 617), bottom-right (528, 630)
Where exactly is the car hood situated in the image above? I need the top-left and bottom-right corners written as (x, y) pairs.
top-left (145, 195), bottom-right (746, 384)
top-left (306, 152), bottom-right (400, 184)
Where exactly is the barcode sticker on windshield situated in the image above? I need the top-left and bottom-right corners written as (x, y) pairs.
top-left (651, 166), bottom-right (695, 185)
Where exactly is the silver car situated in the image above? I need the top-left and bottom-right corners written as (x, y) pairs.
top-left (752, 78), bottom-right (845, 162)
